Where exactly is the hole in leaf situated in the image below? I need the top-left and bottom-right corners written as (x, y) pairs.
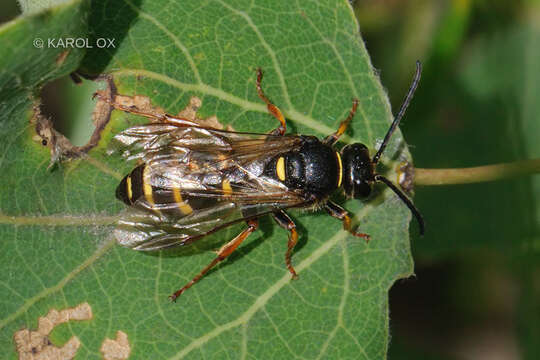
top-left (40, 75), bottom-right (101, 146)
top-left (0, 0), bottom-right (21, 24)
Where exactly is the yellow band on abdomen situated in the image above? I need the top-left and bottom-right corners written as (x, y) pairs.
top-left (142, 165), bottom-right (154, 206)
top-left (126, 175), bottom-right (133, 201)
top-left (276, 156), bottom-right (286, 181)
top-left (336, 151), bottom-right (343, 188)
top-left (172, 186), bottom-right (193, 215)
top-left (222, 179), bottom-right (233, 196)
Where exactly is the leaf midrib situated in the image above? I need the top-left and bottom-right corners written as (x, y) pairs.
top-left (169, 203), bottom-right (375, 360)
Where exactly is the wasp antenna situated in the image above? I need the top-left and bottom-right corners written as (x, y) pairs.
top-left (372, 61), bottom-right (422, 165)
top-left (374, 174), bottom-right (425, 236)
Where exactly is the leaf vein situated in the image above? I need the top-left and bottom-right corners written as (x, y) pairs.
top-left (110, 68), bottom-right (350, 140)
top-left (262, 308), bottom-right (298, 358)
top-left (155, 252), bottom-right (192, 338)
top-left (0, 237), bottom-right (115, 330)
top-left (295, 0), bottom-right (374, 141)
top-left (122, 0), bottom-right (203, 84)
top-left (217, 0), bottom-right (293, 109)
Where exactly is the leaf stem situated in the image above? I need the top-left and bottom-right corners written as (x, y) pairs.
top-left (414, 158), bottom-right (540, 186)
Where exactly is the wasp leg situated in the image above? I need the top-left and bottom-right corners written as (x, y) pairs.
top-left (169, 219), bottom-right (259, 302)
top-left (324, 99), bottom-right (359, 145)
top-left (271, 210), bottom-right (299, 279)
top-left (325, 200), bottom-right (371, 242)
top-left (256, 68), bottom-right (287, 136)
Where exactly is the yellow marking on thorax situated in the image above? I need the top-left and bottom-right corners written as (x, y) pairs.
top-left (276, 156), bottom-right (286, 181)
top-left (222, 179), bottom-right (233, 195)
top-left (142, 166), bottom-right (154, 206)
top-left (336, 151), bottom-right (343, 188)
top-left (172, 186), bottom-right (194, 215)
top-left (126, 176), bottom-right (133, 201)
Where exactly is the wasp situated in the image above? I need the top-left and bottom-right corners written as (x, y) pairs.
top-left (104, 62), bottom-right (424, 301)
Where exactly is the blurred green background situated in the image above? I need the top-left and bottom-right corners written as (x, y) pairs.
top-left (353, 0), bottom-right (540, 359)
top-left (2, 0), bottom-right (539, 358)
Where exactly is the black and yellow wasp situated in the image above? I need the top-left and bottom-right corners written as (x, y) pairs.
top-left (105, 62), bottom-right (424, 301)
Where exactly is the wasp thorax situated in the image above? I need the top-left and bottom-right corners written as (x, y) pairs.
top-left (341, 143), bottom-right (374, 199)
top-left (265, 136), bottom-right (340, 197)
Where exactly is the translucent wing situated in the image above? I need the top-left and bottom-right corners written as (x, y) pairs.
top-left (115, 199), bottom-right (301, 251)
top-left (113, 121), bottom-right (309, 251)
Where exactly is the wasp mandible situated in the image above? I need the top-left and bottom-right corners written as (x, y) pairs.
top-left (103, 62), bottom-right (424, 301)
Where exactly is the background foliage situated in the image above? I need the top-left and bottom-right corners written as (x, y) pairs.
top-left (354, 0), bottom-right (540, 358)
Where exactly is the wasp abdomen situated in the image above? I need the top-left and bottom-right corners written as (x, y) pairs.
top-left (116, 164), bottom-right (145, 206)
top-left (116, 164), bottom-right (167, 211)
top-left (117, 164), bottom-right (231, 217)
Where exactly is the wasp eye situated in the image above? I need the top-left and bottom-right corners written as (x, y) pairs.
top-left (341, 143), bottom-right (373, 199)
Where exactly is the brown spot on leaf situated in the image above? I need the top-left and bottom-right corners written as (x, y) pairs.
top-left (100, 331), bottom-right (131, 360)
top-left (93, 86), bottom-right (167, 123)
top-left (176, 96), bottom-right (234, 131)
top-left (55, 50), bottom-right (70, 67)
top-left (116, 94), bottom-right (166, 118)
top-left (94, 91), bottom-right (233, 131)
top-left (13, 302), bottom-right (92, 360)
top-left (176, 96), bottom-right (202, 120)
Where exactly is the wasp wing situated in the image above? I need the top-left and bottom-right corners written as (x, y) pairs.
top-left (113, 122), bottom-right (308, 251)
top-left (115, 199), bottom-right (302, 251)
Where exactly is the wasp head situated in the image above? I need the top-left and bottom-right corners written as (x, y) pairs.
top-left (340, 143), bottom-right (375, 199)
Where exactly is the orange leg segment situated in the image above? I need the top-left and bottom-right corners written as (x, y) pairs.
top-left (271, 210), bottom-right (299, 279)
top-left (325, 201), bottom-right (371, 242)
top-left (324, 99), bottom-right (359, 145)
top-left (256, 68), bottom-right (287, 136)
top-left (169, 219), bottom-right (259, 301)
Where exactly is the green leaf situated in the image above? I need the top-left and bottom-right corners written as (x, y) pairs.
top-left (0, 0), bottom-right (414, 358)
top-left (18, 0), bottom-right (75, 15)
